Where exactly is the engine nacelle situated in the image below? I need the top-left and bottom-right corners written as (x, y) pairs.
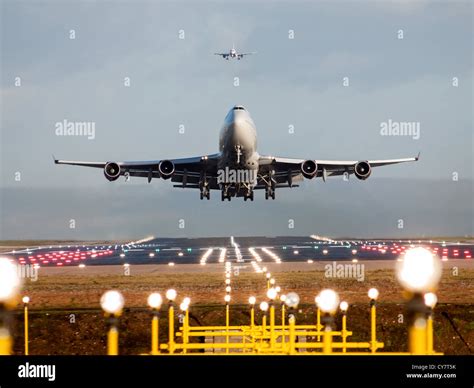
top-left (104, 162), bottom-right (121, 181)
top-left (354, 161), bottom-right (371, 180)
top-left (158, 160), bottom-right (175, 179)
top-left (301, 160), bottom-right (318, 179)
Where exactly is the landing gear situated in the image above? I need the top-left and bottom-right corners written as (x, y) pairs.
top-left (221, 185), bottom-right (232, 202)
top-left (244, 189), bottom-right (254, 201)
top-left (264, 187), bottom-right (275, 200)
top-left (199, 172), bottom-right (210, 200)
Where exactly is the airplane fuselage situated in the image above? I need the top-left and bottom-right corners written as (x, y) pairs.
top-left (218, 106), bottom-right (259, 177)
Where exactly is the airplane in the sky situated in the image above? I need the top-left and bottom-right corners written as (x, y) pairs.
top-left (55, 105), bottom-right (419, 201)
top-left (214, 44), bottom-right (256, 60)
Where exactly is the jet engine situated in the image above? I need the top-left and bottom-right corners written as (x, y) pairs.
top-left (301, 160), bottom-right (318, 179)
top-left (104, 162), bottom-right (121, 181)
top-left (354, 161), bottom-right (371, 180)
top-left (158, 160), bottom-right (175, 179)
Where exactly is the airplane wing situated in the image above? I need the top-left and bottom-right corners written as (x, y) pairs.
top-left (54, 153), bottom-right (221, 185)
top-left (214, 53), bottom-right (229, 58)
top-left (258, 153), bottom-right (419, 183)
top-left (238, 52), bottom-right (257, 58)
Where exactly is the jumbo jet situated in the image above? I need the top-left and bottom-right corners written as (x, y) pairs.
top-left (214, 44), bottom-right (256, 60)
top-left (55, 105), bottom-right (419, 201)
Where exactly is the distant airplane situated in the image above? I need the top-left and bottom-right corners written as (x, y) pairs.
top-left (214, 44), bottom-right (256, 60)
top-left (55, 105), bottom-right (419, 201)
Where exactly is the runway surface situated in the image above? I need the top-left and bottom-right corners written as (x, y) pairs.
top-left (1, 236), bottom-right (472, 268)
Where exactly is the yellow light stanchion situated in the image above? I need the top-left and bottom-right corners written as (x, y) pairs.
top-left (316, 307), bottom-right (321, 342)
top-left (151, 315), bottom-right (159, 354)
top-left (165, 289), bottom-right (177, 354)
top-left (322, 326), bottom-right (332, 354)
top-left (224, 294), bottom-right (231, 354)
top-left (0, 327), bottom-right (12, 355)
top-left (180, 300), bottom-right (190, 354)
top-left (0, 258), bottom-right (23, 356)
top-left (280, 295), bottom-right (287, 347)
top-left (288, 315), bottom-right (296, 355)
top-left (368, 288), bottom-right (379, 353)
top-left (409, 316), bottom-right (427, 355)
top-left (283, 292), bottom-right (300, 354)
top-left (147, 292), bottom-right (163, 355)
top-left (168, 305), bottom-right (175, 354)
top-left (340, 301), bottom-right (349, 353)
top-left (396, 248), bottom-right (441, 356)
top-left (107, 325), bottom-right (119, 356)
top-left (316, 289), bottom-right (340, 355)
top-left (424, 293), bottom-right (437, 355)
top-left (23, 296), bottom-right (30, 355)
top-left (267, 288), bottom-right (277, 350)
top-left (260, 301), bottom-right (269, 349)
top-left (100, 290), bottom-right (124, 356)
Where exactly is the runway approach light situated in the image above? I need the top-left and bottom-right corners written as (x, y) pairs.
top-left (424, 293), bottom-right (438, 309)
top-left (351, 249), bottom-right (357, 255)
top-left (316, 289), bottom-right (340, 315)
top-left (225, 278), bottom-right (231, 285)
top-left (323, 249), bottom-right (328, 255)
top-left (270, 278), bottom-right (276, 285)
top-left (396, 247), bottom-right (442, 292)
top-left (368, 288), bottom-right (379, 301)
top-left (147, 293), bottom-right (163, 309)
top-left (285, 292), bottom-right (300, 309)
top-left (224, 294), bottom-right (231, 303)
top-left (180, 302), bottom-right (188, 311)
top-left (225, 286), bottom-right (231, 293)
top-left (340, 301), bottom-right (349, 312)
top-left (166, 289), bottom-right (177, 302)
top-left (182, 297), bottom-right (191, 306)
top-left (266, 273), bottom-right (271, 279)
top-left (100, 290), bottom-right (124, 315)
top-left (248, 296), bottom-right (256, 305)
top-left (0, 258), bottom-right (22, 302)
top-left (280, 294), bottom-right (287, 303)
top-left (267, 288), bottom-right (277, 300)
top-left (275, 286), bottom-right (281, 293)
top-left (260, 301), bottom-right (269, 312)
top-left (22, 296), bottom-right (30, 304)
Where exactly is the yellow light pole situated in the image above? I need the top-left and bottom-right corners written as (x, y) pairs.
top-left (180, 299), bottom-right (190, 354)
top-left (339, 301), bottom-right (349, 353)
top-left (368, 288), bottom-right (379, 353)
top-left (280, 295), bottom-right (287, 345)
top-left (248, 296), bottom-right (256, 329)
top-left (22, 296), bottom-right (30, 355)
top-left (424, 293), bottom-right (437, 355)
top-left (316, 289), bottom-right (340, 355)
top-left (147, 293), bottom-right (163, 355)
top-left (267, 288), bottom-right (277, 349)
top-left (288, 315), bottom-right (296, 355)
top-left (396, 247), bottom-right (442, 355)
top-left (100, 290), bottom-right (125, 356)
top-left (0, 258), bottom-right (22, 355)
top-left (165, 289), bottom-right (177, 354)
top-left (284, 292), bottom-right (300, 355)
top-left (260, 301), bottom-right (269, 348)
top-left (224, 294), bottom-right (231, 354)
top-left (266, 273), bottom-right (271, 290)
top-left (315, 295), bottom-right (322, 342)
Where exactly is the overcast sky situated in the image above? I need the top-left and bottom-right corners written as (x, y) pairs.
top-left (1, 0), bottom-right (472, 239)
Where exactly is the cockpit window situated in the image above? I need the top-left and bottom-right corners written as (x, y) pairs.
top-left (233, 106), bottom-right (245, 110)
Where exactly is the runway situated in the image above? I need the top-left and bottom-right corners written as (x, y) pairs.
top-left (1, 236), bottom-right (472, 268)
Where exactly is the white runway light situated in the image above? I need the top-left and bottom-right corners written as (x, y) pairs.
top-left (316, 289), bottom-right (340, 314)
top-left (100, 290), bottom-right (124, 315)
top-left (0, 258), bottom-right (22, 302)
top-left (147, 293), bottom-right (163, 309)
top-left (396, 247), bottom-right (442, 292)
